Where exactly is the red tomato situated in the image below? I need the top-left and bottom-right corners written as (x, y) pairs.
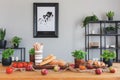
top-left (22, 62), bottom-right (28, 68)
top-left (28, 62), bottom-right (33, 65)
top-left (6, 67), bottom-right (13, 74)
top-left (17, 62), bottom-right (23, 68)
top-left (12, 62), bottom-right (18, 68)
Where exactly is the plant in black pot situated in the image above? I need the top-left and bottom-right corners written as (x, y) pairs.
top-left (2, 48), bottom-right (14, 66)
top-left (106, 11), bottom-right (114, 21)
top-left (104, 25), bottom-right (116, 34)
top-left (72, 50), bottom-right (87, 68)
top-left (0, 28), bottom-right (7, 48)
top-left (29, 48), bottom-right (35, 63)
top-left (11, 36), bottom-right (22, 48)
top-left (83, 14), bottom-right (99, 27)
top-left (101, 50), bottom-right (116, 67)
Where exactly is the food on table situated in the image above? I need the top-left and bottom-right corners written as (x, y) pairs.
top-left (95, 68), bottom-right (102, 75)
top-left (49, 59), bottom-right (66, 67)
top-left (86, 64), bottom-right (94, 69)
top-left (6, 67), bottom-right (13, 74)
top-left (93, 61), bottom-right (105, 68)
top-left (87, 60), bottom-right (94, 65)
top-left (12, 62), bottom-right (18, 68)
top-left (33, 42), bottom-right (43, 51)
top-left (26, 63), bottom-right (33, 71)
top-left (79, 65), bottom-right (86, 70)
top-left (41, 69), bottom-right (48, 75)
top-left (109, 67), bottom-right (116, 73)
top-left (40, 54), bottom-right (56, 66)
top-left (54, 65), bottom-right (60, 72)
top-left (69, 63), bottom-right (75, 68)
top-left (17, 62), bottom-right (24, 68)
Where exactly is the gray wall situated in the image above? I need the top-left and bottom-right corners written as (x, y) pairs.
top-left (0, 0), bottom-right (120, 62)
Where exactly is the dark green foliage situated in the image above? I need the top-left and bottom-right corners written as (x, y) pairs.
top-left (11, 36), bottom-right (22, 46)
top-left (0, 28), bottom-right (6, 40)
top-left (29, 48), bottom-right (35, 55)
top-left (83, 14), bottom-right (99, 27)
top-left (105, 25), bottom-right (120, 32)
top-left (72, 50), bottom-right (87, 59)
top-left (2, 48), bottom-right (14, 59)
top-left (101, 50), bottom-right (116, 61)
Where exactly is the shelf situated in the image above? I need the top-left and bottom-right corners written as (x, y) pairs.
top-left (86, 34), bottom-right (120, 36)
top-left (88, 20), bottom-right (120, 23)
top-left (86, 47), bottom-right (120, 49)
top-left (85, 20), bottom-right (120, 62)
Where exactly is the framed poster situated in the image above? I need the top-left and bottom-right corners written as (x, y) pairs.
top-left (33, 3), bottom-right (59, 38)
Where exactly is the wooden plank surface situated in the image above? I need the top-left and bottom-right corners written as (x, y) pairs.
top-left (0, 63), bottom-right (120, 80)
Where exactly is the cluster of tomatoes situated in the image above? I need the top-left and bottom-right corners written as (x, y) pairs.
top-left (6, 62), bottom-right (34, 74)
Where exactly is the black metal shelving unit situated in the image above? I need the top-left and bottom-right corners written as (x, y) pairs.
top-left (85, 20), bottom-right (120, 62)
top-left (0, 47), bottom-right (26, 62)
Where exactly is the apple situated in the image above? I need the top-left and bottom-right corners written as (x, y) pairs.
top-left (95, 68), bottom-right (102, 75)
top-left (54, 65), bottom-right (60, 72)
top-left (26, 64), bottom-right (33, 71)
top-left (109, 67), bottom-right (116, 73)
top-left (69, 63), bottom-right (75, 68)
top-left (86, 64), bottom-right (94, 69)
top-left (41, 69), bottom-right (48, 75)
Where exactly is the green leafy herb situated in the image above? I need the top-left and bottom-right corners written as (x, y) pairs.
top-left (29, 48), bottom-right (35, 55)
top-left (11, 36), bottom-right (22, 46)
top-left (72, 50), bottom-right (87, 59)
top-left (2, 48), bottom-right (14, 59)
top-left (101, 50), bottom-right (116, 61)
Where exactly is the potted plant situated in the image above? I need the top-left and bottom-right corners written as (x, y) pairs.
top-left (106, 11), bottom-right (114, 21)
top-left (11, 36), bottom-right (22, 48)
top-left (83, 14), bottom-right (99, 27)
top-left (101, 50), bottom-right (116, 67)
top-left (2, 48), bottom-right (14, 66)
top-left (29, 48), bottom-right (35, 63)
top-left (0, 28), bottom-right (7, 48)
top-left (104, 25), bottom-right (116, 34)
top-left (72, 50), bottom-right (87, 68)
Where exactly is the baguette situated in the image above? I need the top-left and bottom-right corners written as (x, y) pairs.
top-left (40, 55), bottom-right (56, 66)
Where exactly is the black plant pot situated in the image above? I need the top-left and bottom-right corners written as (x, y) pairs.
top-left (103, 58), bottom-right (113, 67)
top-left (0, 40), bottom-right (7, 48)
top-left (13, 44), bottom-right (19, 48)
top-left (2, 57), bottom-right (12, 66)
top-left (108, 17), bottom-right (113, 21)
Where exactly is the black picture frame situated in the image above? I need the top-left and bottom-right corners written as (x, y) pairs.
top-left (33, 3), bottom-right (59, 38)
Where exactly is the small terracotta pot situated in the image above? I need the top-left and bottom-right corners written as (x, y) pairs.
top-left (29, 55), bottom-right (35, 63)
top-left (74, 59), bottom-right (85, 68)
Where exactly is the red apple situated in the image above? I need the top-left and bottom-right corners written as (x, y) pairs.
top-left (69, 63), bottom-right (75, 68)
top-left (41, 69), bottom-right (48, 75)
top-left (26, 64), bottom-right (33, 71)
top-left (95, 68), bottom-right (102, 75)
top-left (86, 64), bottom-right (94, 69)
top-left (109, 67), bottom-right (116, 73)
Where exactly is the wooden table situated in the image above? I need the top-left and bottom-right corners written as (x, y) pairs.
top-left (0, 63), bottom-right (120, 80)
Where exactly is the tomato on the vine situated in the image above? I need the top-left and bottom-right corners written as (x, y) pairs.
top-left (17, 62), bottom-right (23, 68)
top-left (12, 62), bottom-right (18, 68)
top-left (6, 67), bottom-right (13, 74)
top-left (22, 62), bottom-right (28, 68)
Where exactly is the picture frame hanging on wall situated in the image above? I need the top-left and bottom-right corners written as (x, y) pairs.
top-left (33, 3), bottom-right (59, 38)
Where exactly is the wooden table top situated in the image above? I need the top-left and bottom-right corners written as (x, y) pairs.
top-left (0, 63), bottom-right (120, 80)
